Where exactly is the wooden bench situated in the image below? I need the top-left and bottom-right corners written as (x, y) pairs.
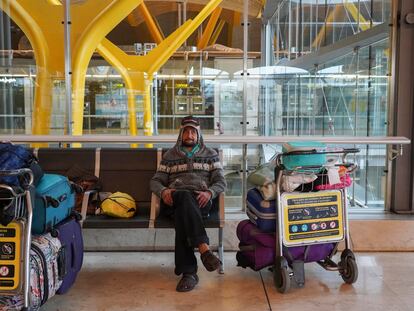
top-left (35, 147), bottom-right (225, 273)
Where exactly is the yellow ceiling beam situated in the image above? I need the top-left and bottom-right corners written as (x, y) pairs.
top-left (138, 2), bottom-right (164, 44)
top-left (227, 11), bottom-right (241, 47)
top-left (312, 4), bottom-right (342, 49)
top-left (197, 6), bottom-right (222, 50)
top-left (46, 0), bottom-right (62, 5)
top-left (344, 1), bottom-right (371, 31)
top-left (209, 19), bottom-right (225, 46)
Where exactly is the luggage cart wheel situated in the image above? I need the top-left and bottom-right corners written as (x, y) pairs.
top-left (339, 257), bottom-right (358, 284)
top-left (273, 256), bottom-right (291, 294)
top-left (340, 249), bottom-right (355, 261)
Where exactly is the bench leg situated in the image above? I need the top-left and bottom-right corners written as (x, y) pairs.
top-left (218, 227), bottom-right (224, 274)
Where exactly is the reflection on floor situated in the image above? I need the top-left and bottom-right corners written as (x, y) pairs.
top-left (41, 252), bottom-right (414, 311)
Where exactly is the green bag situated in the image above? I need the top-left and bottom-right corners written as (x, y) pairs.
top-left (247, 162), bottom-right (275, 186)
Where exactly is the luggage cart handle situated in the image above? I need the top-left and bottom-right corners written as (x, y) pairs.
top-left (0, 168), bottom-right (34, 188)
top-left (279, 147), bottom-right (360, 156)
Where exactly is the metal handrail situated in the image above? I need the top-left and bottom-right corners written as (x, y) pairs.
top-left (0, 135), bottom-right (410, 145)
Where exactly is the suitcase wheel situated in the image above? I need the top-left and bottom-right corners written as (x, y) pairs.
top-left (71, 211), bottom-right (83, 221)
top-left (51, 228), bottom-right (59, 238)
top-left (75, 213), bottom-right (83, 221)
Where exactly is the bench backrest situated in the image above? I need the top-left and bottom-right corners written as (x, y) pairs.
top-left (36, 148), bottom-right (96, 175)
top-left (99, 148), bottom-right (158, 206)
top-left (36, 148), bottom-right (158, 208)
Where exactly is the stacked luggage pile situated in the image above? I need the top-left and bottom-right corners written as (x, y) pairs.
top-left (0, 143), bottom-right (84, 310)
top-left (237, 142), bottom-right (360, 293)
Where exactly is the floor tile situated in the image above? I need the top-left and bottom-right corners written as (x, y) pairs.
top-left (39, 252), bottom-right (414, 311)
top-left (41, 252), bottom-right (270, 311)
top-left (262, 253), bottom-right (414, 311)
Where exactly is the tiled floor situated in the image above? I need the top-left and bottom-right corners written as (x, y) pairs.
top-left (41, 252), bottom-right (414, 311)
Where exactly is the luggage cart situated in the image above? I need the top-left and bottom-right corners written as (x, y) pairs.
top-left (0, 169), bottom-right (34, 310)
top-left (272, 147), bottom-right (360, 293)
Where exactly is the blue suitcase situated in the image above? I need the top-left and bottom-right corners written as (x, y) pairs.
top-left (32, 174), bottom-right (76, 234)
top-left (282, 141), bottom-right (326, 172)
top-left (55, 215), bottom-right (84, 294)
top-left (246, 188), bottom-right (276, 232)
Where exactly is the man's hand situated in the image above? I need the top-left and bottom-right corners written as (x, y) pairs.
top-left (161, 189), bottom-right (175, 206)
top-left (195, 191), bottom-right (212, 208)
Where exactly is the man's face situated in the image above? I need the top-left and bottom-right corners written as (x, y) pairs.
top-left (182, 127), bottom-right (198, 147)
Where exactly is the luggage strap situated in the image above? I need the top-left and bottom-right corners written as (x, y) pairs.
top-left (238, 244), bottom-right (256, 252)
top-left (101, 196), bottom-right (137, 213)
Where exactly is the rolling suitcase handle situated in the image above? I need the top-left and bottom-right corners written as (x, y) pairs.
top-left (43, 192), bottom-right (72, 208)
top-left (57, 246), bottom-right (68, 280)
top-left (45, 196), bottom-right (60, 208)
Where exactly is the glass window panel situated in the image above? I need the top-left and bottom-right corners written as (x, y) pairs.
top-left (0, 1), bottom-right (395, 212)
top-left (251, 0), bottom-right (391, 210)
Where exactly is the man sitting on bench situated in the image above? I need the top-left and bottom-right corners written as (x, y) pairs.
top-left (150, 115), bottom-right (226, 292)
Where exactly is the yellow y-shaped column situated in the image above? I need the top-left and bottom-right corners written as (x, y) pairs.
top-left (97, 0), bottom-right (223, 139)
top-left (0, 0), bottom-right (142, 137)
top-left (0, 1), bottom-right (56, 135)
top-left (70, 0), bottom-right (143, 136)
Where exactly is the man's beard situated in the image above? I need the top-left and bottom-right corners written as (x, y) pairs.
top-left (182, 140), bottom-right (196, 147)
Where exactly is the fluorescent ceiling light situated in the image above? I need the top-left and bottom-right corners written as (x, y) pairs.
top-left (317, 65), bottom-right (344, 74)
top-left (290, 0), bottom-right (363, 4)
top-left (47, 0), bottom-right (86, 5)
top-left (201, 67), bottom-right (229, 78)
top-left (235, 66), bottom-right (308, 76)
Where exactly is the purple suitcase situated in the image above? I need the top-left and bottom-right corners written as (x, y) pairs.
top-left (236, 220), bottom-right (335, 271)
top-left (54, 216), bottom-right (84, 294)
top-left (236, 219), bottom-right (275, 270)
top-left (236, 219), bottom-right (275, 248)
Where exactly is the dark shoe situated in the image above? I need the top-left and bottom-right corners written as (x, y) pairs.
top-left (176, 273), bottom-right (199, 292)
top-left (200, 250), bottom-right (222, 272)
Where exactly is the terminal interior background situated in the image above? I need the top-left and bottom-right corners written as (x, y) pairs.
top-left (0, 0), bottom-right (411, 215)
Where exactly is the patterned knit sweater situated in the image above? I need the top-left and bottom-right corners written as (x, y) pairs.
top-left (150, 128), bottom-right (226, 199)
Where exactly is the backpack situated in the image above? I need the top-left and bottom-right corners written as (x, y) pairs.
top-left (0, 142), bottom-right (43, 187)
top-left (100, 192), bottom-right (137, 218)
top-left (65, 164), bottom-right (102, 215)
top-left (0, 186), bottom-right (26, 226)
